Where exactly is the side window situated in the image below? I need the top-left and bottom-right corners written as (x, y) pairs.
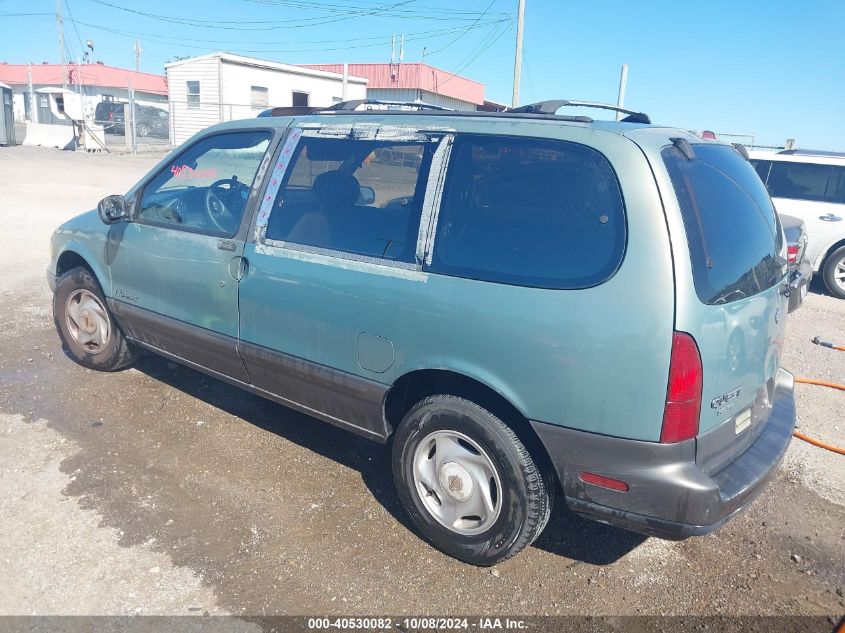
top-left (186, 81), bottom-right (200, 109)
top-left (428, 135), bottom-right (626, 289)
top-left (767, 161), bottom-right (831, 201)
top-left (137, 131), bottom-right (271, 237)
top-left (264, 135), bottom-right (435, 263)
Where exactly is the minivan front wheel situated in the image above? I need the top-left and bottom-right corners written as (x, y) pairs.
top-left (392, 395), bottom-right (551, 566)
top-left (53, 266), bottom-right (136, 371)
top-left (822, 246), bottom-right (845, 300)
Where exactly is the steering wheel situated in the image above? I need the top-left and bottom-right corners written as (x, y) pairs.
top-left (205, 178), bottom-right (243, 232)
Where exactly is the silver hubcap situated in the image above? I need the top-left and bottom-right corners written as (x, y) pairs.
top-left (834, 257), bottom-right (845, 290)
top-left (65, 289), bottom-right (111, 354)
top-left (412, 431), bottom-right (502, 535)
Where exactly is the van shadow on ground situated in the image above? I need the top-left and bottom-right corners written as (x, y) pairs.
top-left (133, 352), bottom-right (645, 566)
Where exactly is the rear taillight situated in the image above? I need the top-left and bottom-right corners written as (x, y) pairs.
top-left (787, 244), bottom-right (799, 264)
top-left (660, 331), bottom-right (703, 443)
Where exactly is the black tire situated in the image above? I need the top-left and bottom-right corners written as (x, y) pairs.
top-left (822, 246), bottom-right (845, 300)
top-left (53, 266), bottom-right (136, 371)
top-left (392, 395), bottom-right (552, 566)
top-left (138, 123), bottom-right (150, 138)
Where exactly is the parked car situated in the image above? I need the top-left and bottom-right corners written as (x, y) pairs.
top-left (749, 149), bottom-right (845, 299)
top-left (48, 101), bottom-right (797, 566)
top-left (94, 101), bottom-right (169, 138)
top-left (780, 214), bottom-right (812, 312)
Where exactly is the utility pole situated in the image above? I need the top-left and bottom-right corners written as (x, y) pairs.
top-left (134, 40), bottom-right (142, 72)
top-left (615, 64), bottom-right (628, 121)
top-left (56, 0), bottom-right (66, 87)
top-left (511, 0), bottom-right (525, 108)
top-left (398, 34), bottom-right (404, 85)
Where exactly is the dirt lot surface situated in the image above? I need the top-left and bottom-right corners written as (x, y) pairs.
top-left (0, 146), bottom-right (843, 622)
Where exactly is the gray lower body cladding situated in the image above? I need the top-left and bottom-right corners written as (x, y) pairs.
top-left (531, 368), bottom-right (795, 539)
top-left (108, 300), bottom-right (390, 441)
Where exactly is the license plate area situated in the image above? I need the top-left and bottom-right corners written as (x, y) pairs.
top-left (735, 408), bottom-right (752, 435)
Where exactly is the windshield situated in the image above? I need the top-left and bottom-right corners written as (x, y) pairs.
top-left (663, 143), bottom-right (785, 305)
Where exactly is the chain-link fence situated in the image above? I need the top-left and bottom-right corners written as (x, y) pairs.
top-left (91, 98), bottom-right (171, 152)
top-left (117, 98), bottom-right (271, 153)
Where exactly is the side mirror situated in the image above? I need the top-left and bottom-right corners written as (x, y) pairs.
top-left (358, 186), bottom-right (376, 206)
top-left (97, 195), bottom-right (129, 224)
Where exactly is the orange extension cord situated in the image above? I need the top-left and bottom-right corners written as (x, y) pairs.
top-left (791, 338), bottom-right (845, 455)
top-left (792, 378), bottom-right (845, 455)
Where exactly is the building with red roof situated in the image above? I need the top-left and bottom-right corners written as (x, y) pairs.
top-left (0, 61), bottom-right (167, 123)
top-left (303, 62), bottom-right (484, 111)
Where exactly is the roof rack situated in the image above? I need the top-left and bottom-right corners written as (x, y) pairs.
top-left (257, 99), bottom-right (594, 124)
top-left (508, 100), bottom-right (651, 124)
top-left (258, 106), bottom-right (319, 117)
top-left (326, 99), bottom-right (451, 112)
top-left (258, 100), bottom-right (449, 118)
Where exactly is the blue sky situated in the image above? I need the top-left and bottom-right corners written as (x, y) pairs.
top-left (1, 0), bottom-right (843, 149)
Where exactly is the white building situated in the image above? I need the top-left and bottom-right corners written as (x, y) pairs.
top-left (165, 52), bottom-right (368, 145)
top-left (0, 62), bottom-right (167, 124)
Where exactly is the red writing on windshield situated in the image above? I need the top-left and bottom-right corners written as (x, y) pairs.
top-left (170, 164), bottom-right (217, 180)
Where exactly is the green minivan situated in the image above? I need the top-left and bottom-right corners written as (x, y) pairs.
top-left (49, 100), bottom-right (797, 565)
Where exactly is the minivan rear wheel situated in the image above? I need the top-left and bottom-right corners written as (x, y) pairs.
top-left (391, 395), bottom-right (551, 566)
top-left (822, 245), bottom-right (845, 300)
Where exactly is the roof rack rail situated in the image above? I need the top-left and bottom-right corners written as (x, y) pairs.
top-left (324, 99), bottom-right (452, 112)
top-left (259, 100), bottom-right (450, 118)
top-left (258, 106), bottom-right (320, 117)
top-left (508, 100), bottom-right (651, 124)
top-left (326, 99), bottom-right (451, 112)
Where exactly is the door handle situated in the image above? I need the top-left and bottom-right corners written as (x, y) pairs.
top-left (229, 256), bottom-right (248, 281)
top-left (819, 213), bottom-right (842, 222)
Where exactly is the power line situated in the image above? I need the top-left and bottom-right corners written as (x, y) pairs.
top-left (522, 45), bottom-right (537, 102)
top-left (241, 0), bottom-right (509, 20)
top-left (438, 19), bottom-right (510, 87)
top-left (71, 17), bottom-right (509, 54)
top-left (424, 0), bottom-right (495, 57)
top-left (64, 0), bottom-right (86, 57)
top-left (71, 17), bottom-right (506, 47)
top-left (87, 0), bottom-right (455, 31)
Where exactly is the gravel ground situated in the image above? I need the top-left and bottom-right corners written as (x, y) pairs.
top-left (0, 146), bottom-right (843, 620)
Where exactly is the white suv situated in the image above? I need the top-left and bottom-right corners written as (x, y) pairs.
top-left (750, 149), bottom-right (845, 298)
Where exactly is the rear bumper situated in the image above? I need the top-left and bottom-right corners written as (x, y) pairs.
top-left (46, 269), bottom-right (57, 292)
top-left (531, 368), bottom-right (795, 539)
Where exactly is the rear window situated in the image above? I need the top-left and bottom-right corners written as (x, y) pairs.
top-left (428, 135), bottom-right (626, 289)
top-left (664, 144), bottom-right (785, 305)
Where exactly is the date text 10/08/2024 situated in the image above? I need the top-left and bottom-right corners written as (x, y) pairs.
top-left (307, 618), bottom-right (527, 630)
